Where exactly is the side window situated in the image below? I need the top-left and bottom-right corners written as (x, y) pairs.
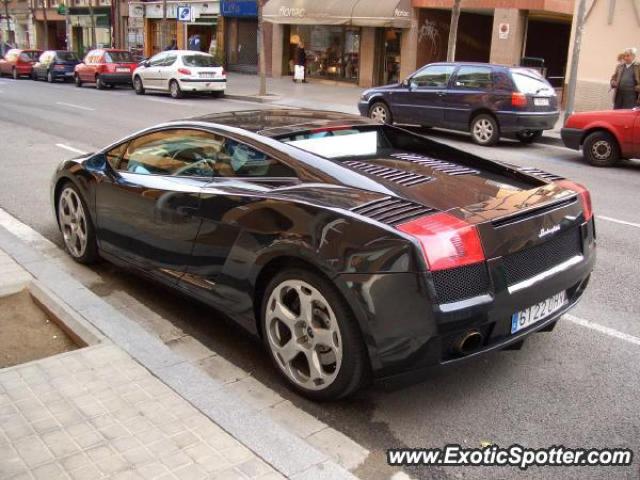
top-left (163, 54), bottom-right (177, 67)
top-left (105, 142), bottom-right (128, 170)
top-left (119, 129), bottom-right (224, 177)
top-left (453, 66), bottom-right (493, 90)
top-left (148, 53), bottom-right (166, 66)
top-left (215, 140), bottom-right (296, 178)
top-left (410, 65), bottom-right (455, 88)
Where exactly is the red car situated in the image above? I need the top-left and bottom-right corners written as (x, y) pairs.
top-left (74, 48), bottom-right (138, 89)
top-left (561, 108), bottom-right (640, 167)
top-left (0, 49), bottom-right (43, 79)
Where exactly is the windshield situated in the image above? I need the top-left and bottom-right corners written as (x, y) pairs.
top-left (105, 51), bottom-right (133, 63)
top-left (511, 70), bottom-right (555, 95)
top-left (56, 51), bottom-right (78, 61)
top-left (182, 54), bottom-right (219, 67)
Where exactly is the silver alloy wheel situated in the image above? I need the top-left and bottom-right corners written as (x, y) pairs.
top-left (370, 104), bottom-right (388, 123)
top-left (134, 76), bottom-right (143, 92)
top-left (473, 118), bottom-right (494, 143)
top-left (591, 140), bottom-right (612, 160)
top-left (170, 81), bottom-right (179, 98)
top-left (58, 188), bottom-right (88, 258)
top-left (47, 71), bottom-right (53, 83)
top-left (265, 279), bottom-right (343, 391)
top-left (12, 68), bottom-right (17, 80)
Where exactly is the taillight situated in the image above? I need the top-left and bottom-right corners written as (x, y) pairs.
top-left (511, 92), bottom-right (528, 107)
top-left (177, 68), bottom-right (191, 75)
top-left (54, 64), bottom-right (65, 71)
top-left (556, 180), bottom-right (593, 221)
top-left (396, 212), bottom-right (485, 271)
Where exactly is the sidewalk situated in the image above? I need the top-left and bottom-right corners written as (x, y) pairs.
top-left (224, 73), bottom-right (564, 143)
top-left (0, 227), bottom-right (357, 480)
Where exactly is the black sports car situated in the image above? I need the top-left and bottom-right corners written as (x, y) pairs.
top-left (51, 109), bottom-right (595, 400)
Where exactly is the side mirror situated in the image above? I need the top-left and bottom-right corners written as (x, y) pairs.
top-left (140, 60), bottom-right (150, 67)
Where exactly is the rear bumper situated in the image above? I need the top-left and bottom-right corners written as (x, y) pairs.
top-left (496, 110), bottom-right (560, 133)
top-left (340, 219), bottom-right (596, 378)
top-left (15, 65), bottom-right (33, 75)
top-left (100, 73), bottom-right (133, 85)
top-left (177, 78), bottom-right (226, 92)
top-left (561, 127), bottom-right (583, 150)
top-left (357, 101), bottom-right (370, 117)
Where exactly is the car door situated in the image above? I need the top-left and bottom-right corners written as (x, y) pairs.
top-left (442, 65), bottom-right (494, 129)
top-left (141, 52), bottom-right (167, 89)
top-left (80, 51), bottom-right (95, 81)
top-left (391, 64), bottom-right (455, 126)
top-left (94, 128), bottom-right (222, 283)
top-left (159, 53), bottom-right (177, 91)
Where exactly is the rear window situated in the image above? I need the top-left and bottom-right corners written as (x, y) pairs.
top-left (105, 51), bottom-right (133, 63)
top-left (511, 70), bottom-right (555, 95)
top-left (20, 51), bottom-right (40, 61)
top-left (182, 54), bottom-right (219, 67)
top-left (280, 127), bottom-right (392, 159)
top-left (56, 51), bottom-right (78, 61)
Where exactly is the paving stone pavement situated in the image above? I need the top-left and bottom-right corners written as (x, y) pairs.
top-left (0, 344), bottom-right (283, 480)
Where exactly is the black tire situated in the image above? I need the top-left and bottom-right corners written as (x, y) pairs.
top-left (169, 80), bottom-right (183, 99)
top-left (470, 113), bottom-right (500, 146)
top-left (31, 70), bottom-right (37, 80)
top-left (515, 130), bottom-right (543, 144)
top-left (261, 268), bottom-right (370, 401)
top-left (47, 70), bottom-right (54, 83)
top-left (133, 76), bottom-right (145, 95)
top-left (12, 67), bottom-right (18, 80)
top-left (75, 74), bottom-right (82, 87)
top-left (96, 75), bottom-right (105, 90)
top-left (368, 101), bottom-right (392, 124)
top-left (56, 182), bottom-right (99, 264)
top-left (583, 131), bottom-right (620, 167)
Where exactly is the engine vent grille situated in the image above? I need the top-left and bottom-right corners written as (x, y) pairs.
top-left (350, 197), bottom-right (434, 226)
top-left (518, 166), bottom-right (565, 182)
top-left (390, 152), bottom-right (480, 176)
top-left (343, 160), bottom-right (432, 187)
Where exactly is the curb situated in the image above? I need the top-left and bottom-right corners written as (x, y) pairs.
top-left (0, 225), bottom-right (358, 480)
top-left (224, 93), bottom-right (282, 103)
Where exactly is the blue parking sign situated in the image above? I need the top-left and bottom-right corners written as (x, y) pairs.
top-left (177, 5), bottom-right (191, 21)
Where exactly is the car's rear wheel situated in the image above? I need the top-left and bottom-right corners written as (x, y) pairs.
top-left (583, 131), bottom-right (620, 167)
top-left (133, 76), bottom-right (145, 95)
top-left (31, 70), bottom-right (37, 80)
top-left (57, 183), bottom-right (98, 264)
top-left (261, 268), bottom-right (369, 401)
top-left (368, 101), bottom-right (392, 124)
top-left (169, 80), bottom-right (183, 99)
top-left (47, 70), bottom-right (54, 83)
top-left (75, 74), bottom-right (82, 87)
top-left (470, 114), bottom-right (500, 146)
top-left (516, 130), bottom-right (543, 144)
top-left (12, 67), bottom-right (18, 80)
top-left (96, 75), bottom-right (105, 90)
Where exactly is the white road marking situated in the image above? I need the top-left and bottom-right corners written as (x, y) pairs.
top-left (55, 143), bottom-right (88, 155)
top-left (565, 314), bottom-right (640, 347)
top-left (55, 102), bottom-right (95, 111)
top-left (598, 215), bottom-right (640, 229)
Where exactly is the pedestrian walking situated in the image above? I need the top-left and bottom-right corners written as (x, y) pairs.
top-left (610, 47), bottom-right (640, 109)
top-left (293, 41), bottom-right (306, 83)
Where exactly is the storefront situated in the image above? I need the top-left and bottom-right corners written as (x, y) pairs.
top-left (221, 0), bottom-right (258, 73)
top-left (263, 0), bottom-right (412, 87)
top-left (68, 6), bottom-right (112, 56)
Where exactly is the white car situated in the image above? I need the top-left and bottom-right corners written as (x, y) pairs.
top-left (132, 50), bottom-right (226, 99)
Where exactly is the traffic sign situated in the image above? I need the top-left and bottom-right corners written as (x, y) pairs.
top-left (177, 5), bottom-right (192, 22)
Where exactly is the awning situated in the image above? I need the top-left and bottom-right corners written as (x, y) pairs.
top-left (262, 0), bottom-right (413, 28)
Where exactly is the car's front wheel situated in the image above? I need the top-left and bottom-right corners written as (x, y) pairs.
top-left (12, 67), bottom-right (18, 80)
top-left (368, 101), bottom-right (392, 124)
top-left (262, 268), bottom-right (369, 400)
top-left (133, 76), bottom-right (145, 95)
top-left (57, 183), bottom-right (98, 264)
top-left (470, 114), bottom-right (500, 146)
top-left (516, 130), bottom-right (543, 144)
top-left (583, 131), bottom-right (620, 167)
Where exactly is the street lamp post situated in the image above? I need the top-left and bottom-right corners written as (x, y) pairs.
top-left (257, 0), bottom-right (266, 96)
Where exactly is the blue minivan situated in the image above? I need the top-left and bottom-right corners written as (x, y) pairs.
top-left (358, 62), bottom-right (559, 146)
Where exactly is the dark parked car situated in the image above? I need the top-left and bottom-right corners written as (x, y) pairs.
top-left (51, 109), bottom-right (595, 400)
top-left (32, 50), bottom-right (80, 82)
top-left (358, 62), bottom-right (560, 146)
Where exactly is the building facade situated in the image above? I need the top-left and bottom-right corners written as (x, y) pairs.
top-left (221, 0), bottom-right (258, 72)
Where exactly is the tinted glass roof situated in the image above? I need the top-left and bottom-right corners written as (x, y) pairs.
top-left (190, 109), bottom-right (377, 138)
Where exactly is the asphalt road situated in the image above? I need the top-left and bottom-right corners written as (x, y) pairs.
top-left (1, 77), bottom-right (639, 480)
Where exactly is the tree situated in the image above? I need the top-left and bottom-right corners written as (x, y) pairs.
top-left (88, 0), bottom-right (96, 48)
top-left (257, 0), bottom-right (267, 96)
top-left (40, 0), bottom-right (48, 49)
top-left (2, 0), bottom-right (15, 45)
top-left (160, 0), bottom-right (167, 52)
top-left (446, 0), bottom-right (461, 62)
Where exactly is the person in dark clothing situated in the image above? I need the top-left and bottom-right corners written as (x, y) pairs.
top-left (293, 41), bottom-right (307, 83)
top-left (610, 48), bottom-right (640, 109)
top-left (164, 38), bottom-right (177, 51)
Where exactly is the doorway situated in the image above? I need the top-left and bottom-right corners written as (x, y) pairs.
top-left (376, 28), bottom-right (402, 86)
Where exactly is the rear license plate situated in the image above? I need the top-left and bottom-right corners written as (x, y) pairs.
top-left (199, 72), bottom-right (215, 78)
top-left (534, 97), bottom-right (550, 106)
top-left (116, 67), bottom-right (129, 73)
top-left (511, 291), bottom-right (567, 334)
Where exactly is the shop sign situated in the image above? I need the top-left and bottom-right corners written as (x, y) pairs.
top-left (394, 8), bottom-right (410, 17)
top-left (221, 0), bottom-right (257, 17)
top-left (499, 22), bottom-right (509, 39)
top-left (129, 4), bottom-right (144, 18)
top-left (145, 3), bottom-right (179, 19)
top-left (192, 2), bottom-right (221, 17)
top-left (278, 6), bottom-right (305, 18)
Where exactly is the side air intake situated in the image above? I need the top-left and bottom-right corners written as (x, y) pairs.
top-left (343, 160), bottom-right (432, 187)
top-left (518, 166), bottom-right (565, 181)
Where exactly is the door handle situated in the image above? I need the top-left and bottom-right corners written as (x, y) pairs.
top-left (437, 91), bottom-right (446, 97)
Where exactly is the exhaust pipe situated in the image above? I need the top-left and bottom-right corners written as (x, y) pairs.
top-left (453, 330), bottom-right (484, 355)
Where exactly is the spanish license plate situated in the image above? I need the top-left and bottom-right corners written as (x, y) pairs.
top-left (511, 291), bottom-right (567, 334)
top-left (116, 67), bottom-right (129, 73)
top-left (534, 97), bottom-right (550, 106)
